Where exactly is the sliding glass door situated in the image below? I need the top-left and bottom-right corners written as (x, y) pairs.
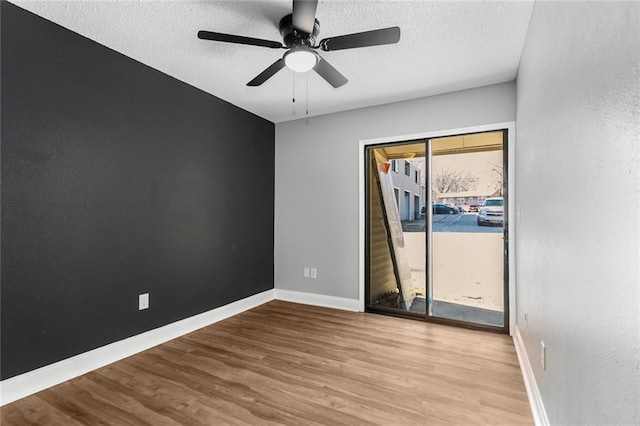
top-left (365, 130), bottom-right (508, 332)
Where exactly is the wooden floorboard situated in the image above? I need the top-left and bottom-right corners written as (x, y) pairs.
top-left (1, 300), bottom-right (533, 425)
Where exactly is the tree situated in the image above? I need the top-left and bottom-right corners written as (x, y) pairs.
top-left (488, 163), bottom-right (503, 196)
top-left (433, 168), bottom-right (479, 194)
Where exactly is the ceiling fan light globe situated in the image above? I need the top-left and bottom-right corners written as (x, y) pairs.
top-left (284, 49), bottom-right (318, 73)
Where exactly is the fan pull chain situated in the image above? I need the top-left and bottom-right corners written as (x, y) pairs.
top-left (305, 72), bottom-right (309, 116)
top-left (292, 72), bottom-right (296, 104)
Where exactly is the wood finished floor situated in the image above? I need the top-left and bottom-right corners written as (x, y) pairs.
top-left (1, 301), bottom-right (533, 425)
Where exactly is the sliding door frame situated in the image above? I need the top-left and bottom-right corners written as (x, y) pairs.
top-left (364, 141), bottom-right (426, 319)
top-left (426, 129), bottom-right (509, 333)
top-left (359, 122), bottom-right (516, 335)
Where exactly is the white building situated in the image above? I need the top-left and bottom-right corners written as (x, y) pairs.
top-left (389, 159), bottom-right (425, 221)
top-left (437, 190), bottom-right (496, 209)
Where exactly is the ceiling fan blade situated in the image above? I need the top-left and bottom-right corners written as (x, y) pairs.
top-left (198, 31), bottom-right (283, 49)
top-left (292, 0), bottom-right (318, 34)
top-left (247, 58), bottom-right (286, 86)
top-left (313, 57), bottom-right (348, 88)
top-left (319, 27), bottom-right (401, 51)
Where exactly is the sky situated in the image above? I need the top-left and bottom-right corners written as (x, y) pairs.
top-left (410, 150), bottom-right (502, 194)
top-left (433, 150), bottom-right (503, 193)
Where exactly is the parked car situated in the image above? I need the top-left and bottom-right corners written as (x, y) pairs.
top-left (433, 203), bottom-right (458, 215)
top-left (446, 203), bottom-right (461, 213)
top-left (477, 197), bottom-right (504, 226)
top-left (469, 204), bottom-right (479, 212)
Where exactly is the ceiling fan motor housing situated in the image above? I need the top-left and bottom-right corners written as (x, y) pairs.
top-left (279, 14), bottom-right (320, 48)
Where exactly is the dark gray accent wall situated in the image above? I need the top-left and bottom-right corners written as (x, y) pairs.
top-left (1, 2), bottom-right (274, 380)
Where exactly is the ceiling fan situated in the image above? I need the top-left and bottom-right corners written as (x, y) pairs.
top-left (197, 0), bottom-right (401, 88)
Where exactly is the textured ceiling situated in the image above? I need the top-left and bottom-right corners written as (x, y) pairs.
top-left (10, 0), bottom-right (534, 123)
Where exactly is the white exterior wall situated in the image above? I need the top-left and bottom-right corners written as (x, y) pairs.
top-left (390, 159), bottom-right (422, 220)
top-left (515, 2), bottom-right (640, 424)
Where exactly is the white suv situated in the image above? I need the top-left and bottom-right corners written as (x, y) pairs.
top-left (477, 197), bottom-right (504, 226)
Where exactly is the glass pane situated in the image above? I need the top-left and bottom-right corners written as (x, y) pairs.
top-left (429, 131), bottom-right (505, 327)
top-left (367, 143), bottom-right (426, 314)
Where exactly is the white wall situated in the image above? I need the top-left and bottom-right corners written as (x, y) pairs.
top-left (275, 82), bottom-right (515, 300)
top-left (515, 2), bottom-right (640, 425)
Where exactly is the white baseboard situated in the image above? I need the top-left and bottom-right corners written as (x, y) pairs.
top-left (2, 288), bottom-right (542, 417)
top-left (274, 289), bottom-right (361, 312)
top-left (0, 289), bottom-right (275, 406)
top-left (0, 288), bottom-right (362, 406)
top-left (513, 325), bottom-right (550, 426)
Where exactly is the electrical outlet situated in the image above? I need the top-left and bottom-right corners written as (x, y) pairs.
top-left (139, 293), bottom-right (149, 310)
top-left (310, 268), bottom-right (317, 279)
top-left (303, 267), bottom-right (310, 278)
top-left (517, 207), bottom-right (522, 222)
top-left (524, 311), bottom-right (528, 328)
top-left (540, 341), bottom-right (546, 370)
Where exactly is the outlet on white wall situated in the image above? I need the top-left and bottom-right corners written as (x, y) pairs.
top-left (139, 293), bottom-right (149, 310)
top-left (303, 267), bottom-right (310, 278)
top-left (310, 268), bottom-right (317, 279)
